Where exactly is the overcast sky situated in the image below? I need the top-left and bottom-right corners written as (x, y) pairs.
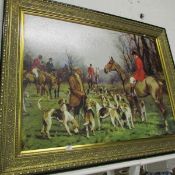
top-left (24, 14), bottom-right (124, 69)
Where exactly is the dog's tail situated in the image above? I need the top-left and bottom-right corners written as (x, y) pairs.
top-left (38, 98), bottom-right (43, 111)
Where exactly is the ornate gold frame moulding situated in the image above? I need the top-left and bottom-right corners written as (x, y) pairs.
top-left (1, 0), bottom-right (175, 174)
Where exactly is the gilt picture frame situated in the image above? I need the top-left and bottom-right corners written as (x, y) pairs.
top-left (1, 0), bottom-right (175, 174)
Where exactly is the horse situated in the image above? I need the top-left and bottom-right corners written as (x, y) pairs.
top-left (23, 70), bottom-right (60, 99)
top-left (23, 71), bottom-right (37, 113)
top-left (33, 70), bottom-right (61, 99)
top-left (23, 71), bottom-right (40, 93)
top-left (87, 75), bottom-right (94, 91)
top-left (104, 57), bottom-right (168, 131)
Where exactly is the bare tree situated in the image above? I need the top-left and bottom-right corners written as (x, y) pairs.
top-left (116, 33), bottom-right (162, 78)
top-left (116, 34), bottom-right (133, 72)
top-left (66, 50), bottom-right (74, 73)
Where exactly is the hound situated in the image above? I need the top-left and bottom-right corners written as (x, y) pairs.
top-left (38, 98), bottom-right (56, 139)
top-left (120, 103), bottom-right (134, 129)
top-left (38, 98), bottom-right (79, 139)
top-left (58, 98), bottom-right (79, 135)
top-left (91, 99), bottom-right (123, 130)
top-left (90, 100), bottom-right (103, 130)
top-left (83, 99), bottom-right (96, 138)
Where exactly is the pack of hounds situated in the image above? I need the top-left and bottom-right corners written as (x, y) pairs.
top-left (37, 89), bottom-right (147, 139)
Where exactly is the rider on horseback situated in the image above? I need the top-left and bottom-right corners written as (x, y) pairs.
top-left (46, 57), bottom-right (55, 73)
top-left (32, 54), bottom-right (43, 78)
top-left (87, 64), bottom-right (95, 89)
top-left (130, 50), bottom-right (146, 97)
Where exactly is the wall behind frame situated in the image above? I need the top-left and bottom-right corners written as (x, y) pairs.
top-left (55, 0), bottom-right (175, 63)
top-left (0, 0), bottom-right (175, 173)
top-left (1, 0), bottom-right (175, 61)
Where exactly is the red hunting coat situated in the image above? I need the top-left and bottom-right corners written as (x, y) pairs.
top-left (88, 67), bottom-right (95, 76)
top-left (134, 56), bottom-right (146, 81)
top-left (32, 58), bottom-right (41, 69)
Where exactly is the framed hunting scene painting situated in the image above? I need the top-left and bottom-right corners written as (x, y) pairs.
top-left (1, 0), bottom-right (175, 174)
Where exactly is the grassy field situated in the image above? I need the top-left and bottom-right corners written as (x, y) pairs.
top-left (22, 83), bottom-right (175, 151)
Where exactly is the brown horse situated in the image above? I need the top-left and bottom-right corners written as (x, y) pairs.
top-left (23, 70), bottom-right (60, 99)
top-left (23, 71), bottom-right (39, 92)
top-left (31, 70), bottom-right (60, 99)
top-left (104, 57), bottom-right (168, 131)
top-left (41, 71), bottom-right (60, 98)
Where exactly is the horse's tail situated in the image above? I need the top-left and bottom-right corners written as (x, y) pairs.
top-left (150, 77), bottom-right (166, 113)
top-left (154, 78), bottom-right (163, 102)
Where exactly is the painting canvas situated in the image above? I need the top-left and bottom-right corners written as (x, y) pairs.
top-left (22, 14), bottom-right (175, 151)
top-left (2, 1), bottom-right (175, 174)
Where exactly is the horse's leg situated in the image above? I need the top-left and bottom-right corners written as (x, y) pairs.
top-left (40, 85), bottom-right (43, 96)
top-left (151, 88), bottom-right (168, 131)
top-left (130, 114), bottom-right (135, 128)
top-left (50, 89), bottom-right (52, 99)
top-left (40, 85), bottom-right (42, 96)
top-left (89, 80), bottom-right (91, 89)
top-left (145, 78), bottom-right (168, 130)
top-left (91, 78), bottom-right (94, 89)
top-left (43, 85), bottom-right (46, 96)
top-left (35, 83), bottom-right (39, 94)
top-left (133, 97), bottom-right (142, 121)
top-left (45, 86), bottom-right (50, 100)
top-left (130, 103), bottom-right (137, 122)
top-left (40, 85), bottom-right (43, 95)
top-left (91, 79), bottom-right (93, 89)
top-left (35, 76), bottom-right (40, 94)
top-left (155, 100), bottom-right (168, 131)
top-left (88, 81), bottom-right (91, 90)
top-left (156, 83), bottom-right (166, 114)
top-left (159, 99), bottom-right (168, 131)
top-left (54, 88), bottom-right (56, 99)
top-left (57, 84), bottom-right (60, 98)
top-left (49, 85), bottom-right (52, 99)
top-left (35, 84), bottom-right (38, 94)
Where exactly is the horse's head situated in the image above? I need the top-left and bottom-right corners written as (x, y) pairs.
top-left (104, 57), bottom-right (116, 74)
